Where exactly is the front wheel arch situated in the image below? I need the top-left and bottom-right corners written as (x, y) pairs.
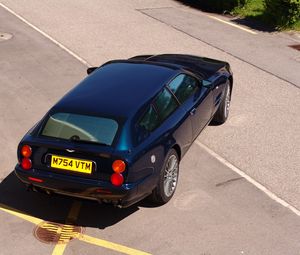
top-left (228, 76), bottom-right (233, 97)
top-left (212, 79), bottom-right (231, 125)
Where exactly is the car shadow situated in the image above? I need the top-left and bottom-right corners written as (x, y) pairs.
top-left (231, 17), bottom-right (276, 33)
top-left (175, 0), bottom-right (276, 33)
top-left (175, 0), bottom-right (223, 13)
top-left (0, 171), bottom-right (139, 229)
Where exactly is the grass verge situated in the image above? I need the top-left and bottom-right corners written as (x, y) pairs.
top-left (291, 20), bottom-right (300, 31)
top-left (232, 0), bottom-right (300, 31)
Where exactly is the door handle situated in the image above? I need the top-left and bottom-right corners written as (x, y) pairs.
top-left (190, 108), bottom-right (196, 116)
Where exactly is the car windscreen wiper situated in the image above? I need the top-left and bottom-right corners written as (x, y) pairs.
top-left (69, 135), bottom-right (108, 146)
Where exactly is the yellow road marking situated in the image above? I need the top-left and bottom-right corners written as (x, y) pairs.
top-left (52, 200), bottom-right (82, 253)
top-left (51, 243), bottom-right (67, 255)
top-left (0, 206), bottom-right (43, 225)
top-left (207, 14), bottom-right (257, 35)
top-left (0, 204), bottom-right (152, 255)
top-left (80, 234), bottom-right (151, 255)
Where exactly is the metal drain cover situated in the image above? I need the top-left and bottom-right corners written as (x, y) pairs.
top-left (34, 221), bottom-right (85, 244)
top-left (0, 32), bottom-right (13, 42)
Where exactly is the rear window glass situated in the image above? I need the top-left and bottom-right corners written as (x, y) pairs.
top-left (41, 113), bottom-right (118, 146)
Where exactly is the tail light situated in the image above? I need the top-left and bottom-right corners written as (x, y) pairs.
top-left (111, 159), bottom-right (126, 186)
top-left (21, 158), bottom-right (32, 170)
top-left (112, 160), bottom-right (126, 174)
top-left (21, 145), bottom-right (32, 158)
top-left (20, 145), bottom-right (32, 170)
top-left (110, 173), bottom-right (124, 186)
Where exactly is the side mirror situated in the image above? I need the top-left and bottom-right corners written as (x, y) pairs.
top-left (202, 80), bottom-right (212, 88)
top-left (87, 67), bottom-right (98, 75)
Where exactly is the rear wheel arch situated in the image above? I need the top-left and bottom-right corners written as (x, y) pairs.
top-left (172, 144), bottom-right (181, 161)
top-left (149, 148), bottom-right (180, 205)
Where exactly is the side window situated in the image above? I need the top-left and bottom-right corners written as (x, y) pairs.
top-left (135, 89), bottom-right (179, 145)
top-left (139, 105), bottom-right (159, 132)
top-left (168, 74), bottom-right (198, 104)
top-left (154, 88), bottom-right (178, 122)
top-left (135, 105), bottom-right (159, 145)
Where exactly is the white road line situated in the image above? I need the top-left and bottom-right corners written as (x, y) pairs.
top-left (1, 2), bottom-right (299, 217)
top-left (206, 14), bottom-right (258, 35)
top-left (0, 2), bottom-right (91, 67)
top-left (196, 140), bottom-right (300, 217)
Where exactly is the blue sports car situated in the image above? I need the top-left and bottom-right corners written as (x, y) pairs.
top-left (15, 54), bottom-right (233, 207)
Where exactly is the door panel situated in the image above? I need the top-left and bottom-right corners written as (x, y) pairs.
top-left (189, 88), bottom-right (213, 139)
top-left (166, 73), bottom-right (214, 141)
top-left (167, 73), bottom-right (199, 146)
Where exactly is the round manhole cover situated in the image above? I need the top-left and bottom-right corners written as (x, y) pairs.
top-left (0, 32), bottom-right (13, 42)
top-left (34, 221), bottom-right (85, 244)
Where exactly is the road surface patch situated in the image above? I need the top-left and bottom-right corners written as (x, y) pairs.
top-left (0, 2), bottom-right (91, 66)
top-left (206, 14), bottom-right (257, 35)
top-left (0, 205), bottom-right (151, 255)
top-left (196, 141), bottom-right (300, 217)
top-left (0, 32), bottom-right (13, 42)
top-left (289, 44), bottom-right (300, 51)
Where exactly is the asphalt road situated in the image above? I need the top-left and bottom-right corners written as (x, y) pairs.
top-left (0, 1), bottom-right (299, 255)
top-left (0, 0), bottom-right (299, 210)
top-left (141, 5), bottom-right (300, 88)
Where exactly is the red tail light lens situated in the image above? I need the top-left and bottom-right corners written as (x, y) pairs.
top-left (21, 145), bottom-right (32, 158)
top-left (112, 160), bottom-right (126, 174)
top-left (110, 173), bottom-right (124, 186)
top-left (21, 158), bottom-right (32, 170)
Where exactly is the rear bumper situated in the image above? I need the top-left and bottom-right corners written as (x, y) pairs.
top-left (15, 165), bottom-right (149, 207)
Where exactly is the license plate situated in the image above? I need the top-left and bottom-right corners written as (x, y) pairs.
top-left (50, 155), bottom-right (93, 174)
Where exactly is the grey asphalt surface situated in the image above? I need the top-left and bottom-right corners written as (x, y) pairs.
top-left (1, 0), bottom-right (299, 211)
top-left (0, 1), bottom-right (300, 255)
top-left (141, 6), bottom-right (300, 88)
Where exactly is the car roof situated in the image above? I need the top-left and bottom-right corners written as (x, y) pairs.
top-left (145, 54), bottom-right (227, 78)
top-left (52, 61), bottom-right (180, 118)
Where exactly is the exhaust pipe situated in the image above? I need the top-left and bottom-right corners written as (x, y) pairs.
top-left (45, 189), bottom-right (52, 195)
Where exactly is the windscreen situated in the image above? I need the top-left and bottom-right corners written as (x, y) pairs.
top-left (41, 113), bottom-right (119, 146)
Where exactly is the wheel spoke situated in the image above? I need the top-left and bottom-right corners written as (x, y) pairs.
top-left (224, 85), bottom-right (231, 118)
top-left (163, 154), bottom-right (179, 197)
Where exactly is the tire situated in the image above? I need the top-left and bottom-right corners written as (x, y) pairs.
top-left (149, 149), bottom-right (179, 205)
top-left (212, 80), bottom-right (231, 124)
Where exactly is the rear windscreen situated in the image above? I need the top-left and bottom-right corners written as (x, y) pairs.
top-left (41, 113), bottom-right (119, 146)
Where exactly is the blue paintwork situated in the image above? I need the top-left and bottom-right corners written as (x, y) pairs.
top-left (53, 62), bottom-right (178, 119)
top-left (15, 54), bottom-right (233, 207)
